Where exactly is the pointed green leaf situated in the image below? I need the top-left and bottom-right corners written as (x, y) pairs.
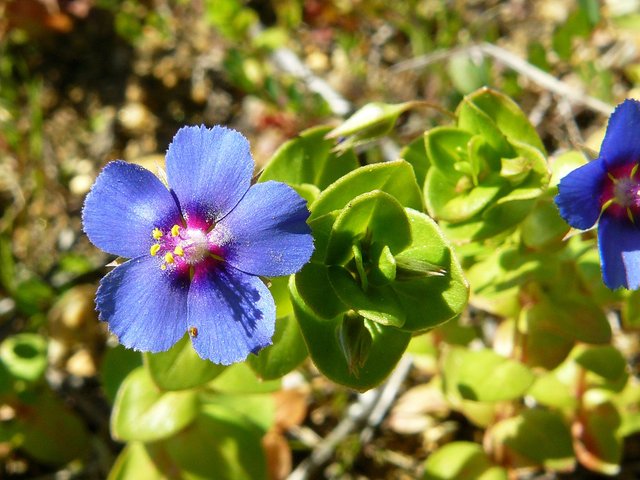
top-left (392, 210), bottom-right (468, 331)
top-left (326, 101), bottom-right (418, 143)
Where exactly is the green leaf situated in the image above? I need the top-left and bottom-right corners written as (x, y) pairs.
top-left (399, 134), bottom-right (430, 188)
top-left (16, 392), bottom-right (90, 465)
top-left (157, 402), bottom-right (269, 480)
top-left (294, 262), bottom-right (347, 319)
top-left (488, 409), bottom-right (575, 471)
top-left (100, 345), bottom-right (143, 404)
top-left (534, 296), bottom-right (611, 345)
top-left (574, 402), bottom-right (622, 475)
top-left (425, 126), bottom-right (474, 177)
top-left (145, 335), bottom-right (226, 391)
top-left (248, 314), bottom-right (307, 380)
top-left (549, 150), bottom-right (588, 188)
top-left (0, 333), bottom-right (47, 382)
top-left (204, 393), bottom-right (275, 434)
top-left (573, 345), bottom-right (627, 382)
top-left (459, 88), bottom-right (546, 154)
top-left (248, 275), bottom-right (307, 380)
top-left (108, 443), bottom-right (164, 480)
top-left (443, 347), bottom-right (534, 402)
top-left (291, 277), bottom-right (411, 390)
top-left (111, 401), bottom-right (270, 480)
top-left (111, 367), bottom-right (200, 442)
top-left (310, 160), bottom-right (423, 219)
top-left (260, 125), bottom-right (359, 189)
top-left (521, 199), bottom-right (570, 249)
top-left (337, 314), bottom-right (374, 376)
top-left (423, 442), bottom-right (508, 480)
top-left (424, 168), bottom-right (503, 222)
top-left (209, 362), bottom-right (281, 394)
top-left (392, 210), bottom-right (469, 331)
top-left (528, 373), bottom-right (578, 410)
top-left (326, 190), bottom-right (412, 265)
top-left (328, 266), bottom-right (406, 327)
top-left (326, 101), bottom-right (419, 148)
top-left (447, 51), bottom-right (491, 95)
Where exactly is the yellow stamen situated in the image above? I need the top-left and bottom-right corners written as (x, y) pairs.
top-left (174, 246), bottom-right (184, 256)
top-left (601, 198), bottom-right (614, 213)
top-left (152, 228), bottom-right (163, 240)
top-left (171, 225), bottom-right (181, 237)
top-left (628, 208), bottom-right (635, 225)
top-left (632, 164), bottom-right (639, 178)
top-left (608, 172), bottom-right (618, 183)
top-left (164, 252), bottom-right (175, 264)
top-left (161, 264), bottom-right (167, 271)
top-left (150, 244), bottom-right (161, 256)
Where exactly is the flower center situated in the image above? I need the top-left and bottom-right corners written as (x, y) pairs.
top-left (149, 224), bottom-right (221, 271)
top-left (601, 163), bottom-right (640, 222)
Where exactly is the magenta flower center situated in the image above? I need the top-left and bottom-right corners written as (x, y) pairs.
top-left (149, 223), bottom-right (221, 272)
top-left (600, 163), bottom-right (640, 221)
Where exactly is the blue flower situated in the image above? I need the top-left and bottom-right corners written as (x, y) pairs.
top-left (82, 126), bottom-right (314, 364)
top-left (555, 99), bottom-right (640, 290)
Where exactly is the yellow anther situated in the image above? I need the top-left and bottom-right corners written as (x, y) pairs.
top-left (150, 244), bottom-right (161, 256)
top-left (174, 246), bottom-right (185, 256)
top-left (171, 225), bottom-right (181, 237)
top-left (152, 228), bottom-right (163, 240)
top-left (161, 264), bottom-right (167, 271)
top-left (164, 252), bottom-right (175, 264)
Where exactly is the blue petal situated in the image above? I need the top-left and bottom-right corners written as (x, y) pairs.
top-left (166, 126), bottom-right (254, 225)
top-left (187, 264), bottom-right (275, 365)
top-left (82, 161), bottom-right (182, 258)
top-left (598, 214), bottom-right (640, 290)
top-left (214, 181), bottom-right (314, 277)
top-left (96, 256), bottom-right (189, 352)
top-left (600, 99), bottom-right (640, 169)
top-left (555, 158), bottom-right (606, 230)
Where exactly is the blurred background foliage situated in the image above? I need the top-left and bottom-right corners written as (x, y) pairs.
top-left (2, 0), bottom-right (640, 478)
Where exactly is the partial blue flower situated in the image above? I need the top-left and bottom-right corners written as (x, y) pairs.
top-left (83, 126), bottom-right (314, 364)
top-left (555, 99), bottom-right (640, 290)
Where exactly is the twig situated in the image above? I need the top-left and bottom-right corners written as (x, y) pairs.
top-left (287, 355), bottom-right (414, 480)
top-left (359, 355), bottom-right (413, 444)
top-left (270, 47), bottom-right (352, 117)
top-left (392, 42), bottom-right (614, 116)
